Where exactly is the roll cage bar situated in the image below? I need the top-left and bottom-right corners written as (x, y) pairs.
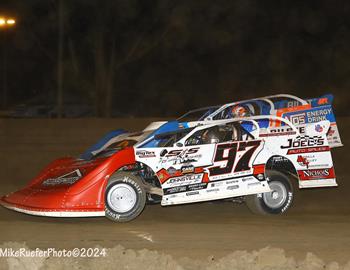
top-left (138, 115), bottom-right (299, 148)
top-left (176, 116), bottom-right (299, 145)
top-left (176, 94), bottom-right (307, 122)
top-left (204, 94), bottom-right (307, 120)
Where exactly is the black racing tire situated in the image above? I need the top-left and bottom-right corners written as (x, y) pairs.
top-left (105, 172), bottom-right (146, 222)
top-left (245, 170), bottom-right (294, 215)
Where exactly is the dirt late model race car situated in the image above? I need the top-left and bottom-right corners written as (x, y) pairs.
top-left (1, 115), bottom-right (337, 222)
top-left (80, 93), bottom-right (342, 161)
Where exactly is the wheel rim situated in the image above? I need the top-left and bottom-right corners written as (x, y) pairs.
top-left (263, 181), bottom-right (287, 209)
top-left (107, 183), bottom-right (137, 213)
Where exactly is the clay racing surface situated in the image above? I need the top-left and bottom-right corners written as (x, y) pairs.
top-left (0, 118), bottom-right (349, 269)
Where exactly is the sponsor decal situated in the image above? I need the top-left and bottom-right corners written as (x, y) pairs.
top-left (289, 113), bottom-right (306, 125)
top-left (298, 126), bottom-right (306, 134)
top-left (303, 169), bottom-right (329, 177)
top-left (287, 146), bottom-right (330, 155)
top-left (160, 148), bottom-right (199, 157)
top-left (306, 108), bottom-right (332, 123)
top-left (165, 186), bottom-right (187, 194)
top-left (271, 156), bottom-right (288, 163)
top-left (164, 182), bottom-right (208, 195)
top-left (160, 148), bottom-right (201, 165)
top-left (163, 177), bottom-right (207, 194)
top-left (136, 150), bottom-right (156, 158)
top-left (181, 165), bottom-right (195, 174)
top-left (211, 182), bottom-right (223, 187)
top-left (317, 97), bottom-right (329, 105)
top-left (206, 188), bottom-right (220, 193)
top-left (227, 185), bottom-right (239, 190)
top-left (298, 167), bottom-right (335, 180)
top-left (315, 124), bottom-right (323, 133)
top-left (260, 131), bottom-right (296, 137)
top-left (186, 191), bottom-right (199, 196)
top-left (286, 106), bottom-right (335, 126)
top-left (326, 124), bottom-right (342, 147)
top-left (188, 183), bottom-right (207, 191)
top-left (287, 101), bottom-right (300, 108)
top-left (42, 169), bottom-right (82, 186)
top-left (157, 167), bottom-right (205, 184)
top-left (166, 174), bottom-right (203, 187)
top-left (226, 179), bottom-right (239, 184)
top-left (297, 155), bottom-right (310, 168)
top-left (248, 182), bottom-right (261, 188)
top-left (270, 127), bottom-right (293, 133)
top-left (296, 155), bottom-right (328, 169)
top-left (281, 135), bottom-right (324, 149)
top-left (260, 127), bottom-right (298, 137)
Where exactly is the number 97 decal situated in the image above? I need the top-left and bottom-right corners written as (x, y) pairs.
top-left (209, 140), bottom-right (262, 176)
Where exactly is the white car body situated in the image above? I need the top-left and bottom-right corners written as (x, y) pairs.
top-left (135, 116), bottom-right (336, 206)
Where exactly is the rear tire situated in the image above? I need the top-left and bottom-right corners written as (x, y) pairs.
top-left (245, 170), bottom-right (294, 215)
top-left (105, 172), bottom-right (146, 222)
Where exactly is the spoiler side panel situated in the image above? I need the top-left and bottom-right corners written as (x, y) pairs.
top-left (271, 95), bottom-right (342, 148)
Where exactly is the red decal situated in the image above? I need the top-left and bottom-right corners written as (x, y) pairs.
top-left (318, 98), bottom-right (328, 105)
top-left (202, 173), bottom-right (209, 183)
top-left (194, 167), bottom-right (204, 173)
top-left (260, 131), bottom-right (296, 137)
top-left (158, 167), bottom-right (205, 184)
top-left (298, 167), bottom-right (335, 180)
top-left (253, 164), bottom-right (265, 175)
top-left (287, 146), bottom-right (330, 155)
top-left (297, 155), bottom-right (309, 168)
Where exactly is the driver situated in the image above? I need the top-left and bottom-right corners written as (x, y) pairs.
top-left (201, 127), bottom-right (222, 144)
top-left (231, 105), bottom-right (250, 118)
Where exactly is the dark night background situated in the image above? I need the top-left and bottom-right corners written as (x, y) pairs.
top-left (1, 0), bottom-right (349, 117)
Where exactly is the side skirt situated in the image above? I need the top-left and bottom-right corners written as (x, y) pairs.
top-left (1, 202), bottom-right (105, 217)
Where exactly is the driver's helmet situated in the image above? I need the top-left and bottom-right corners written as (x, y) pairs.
top-left (231, 105), bottom-right (250, 118)
top-left (201, 127), bottom-right (222, 144)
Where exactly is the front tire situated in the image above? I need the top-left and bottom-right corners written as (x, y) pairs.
top-left (245, 170), bottom-right (294, 215)
top-left (105, 172), bottom-right (146, 222)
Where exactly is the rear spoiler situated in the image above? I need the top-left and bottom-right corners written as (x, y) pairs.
top-left (278, 94), bottom-right (342, 148)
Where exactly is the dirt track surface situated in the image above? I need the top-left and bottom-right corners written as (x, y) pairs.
top-left (1, 202), bottom-right (350, 264)
top-left (0, 118), bottom-right (350, 268)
